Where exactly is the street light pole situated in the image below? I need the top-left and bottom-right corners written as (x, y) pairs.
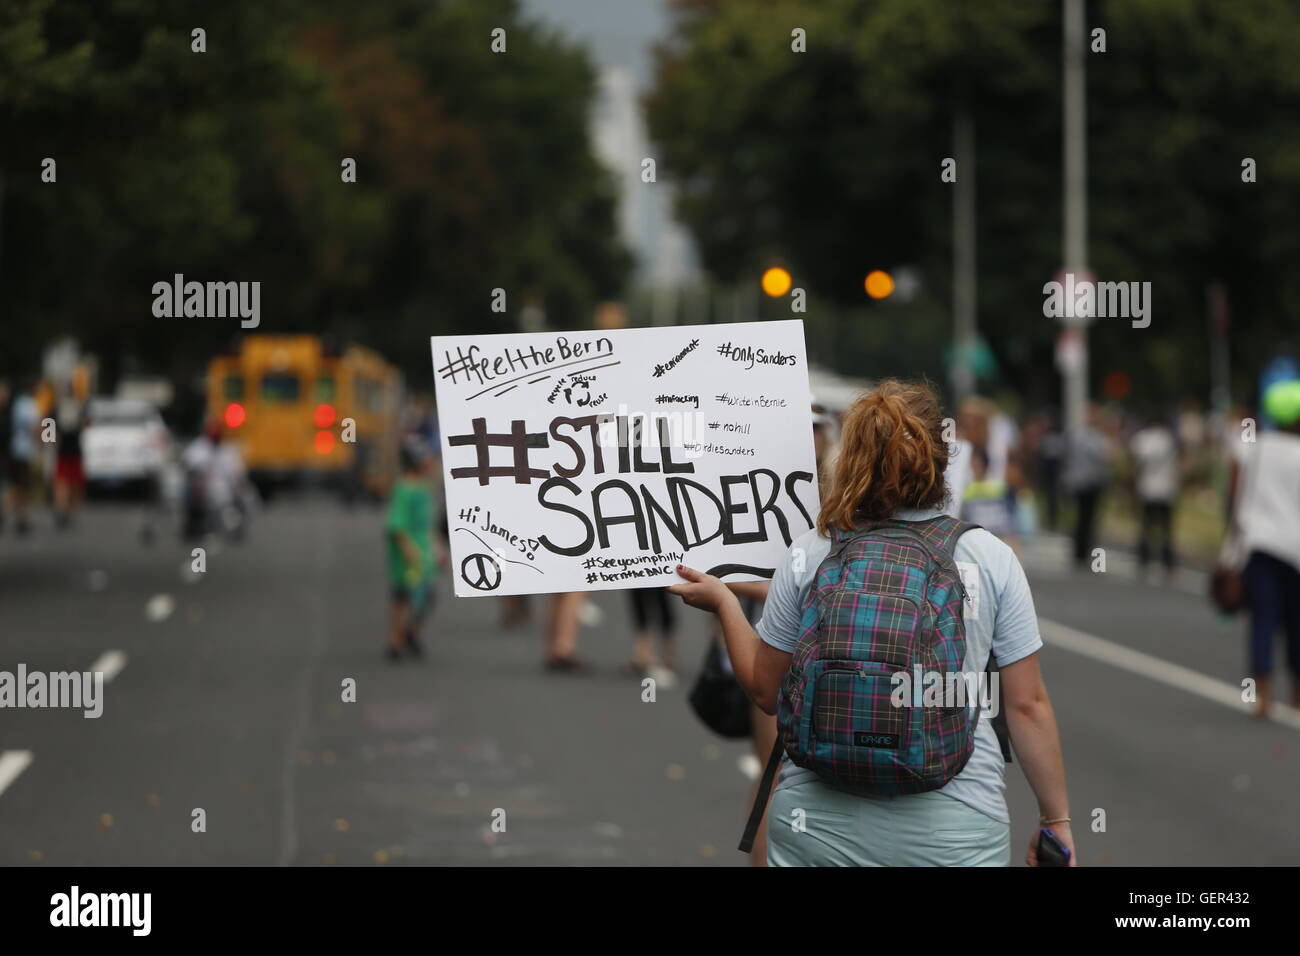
top-left (952, 108), bottom-right (977, 404)
top-left (1062, 0), bottom-right (1089, 435)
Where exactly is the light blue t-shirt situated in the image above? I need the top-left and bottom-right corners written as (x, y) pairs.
top-left (755, 507), bottom-right (1043, 824)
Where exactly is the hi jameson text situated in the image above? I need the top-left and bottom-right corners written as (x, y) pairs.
top-left (446, 414), bottom-right (816, 559)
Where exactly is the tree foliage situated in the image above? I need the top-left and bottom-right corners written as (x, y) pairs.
top-left (647, 0), bottom-right (1300, 405)
top-left (0, 0), bottom-right (630, 382)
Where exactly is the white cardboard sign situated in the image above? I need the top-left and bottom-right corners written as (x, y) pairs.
top-left (430, 319), bottom-right (820, 597)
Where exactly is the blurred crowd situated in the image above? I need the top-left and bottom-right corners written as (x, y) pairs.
top-left (0, 376), bottom-right (92, 536)
top-left (0, 373), bottom-right (254, 546)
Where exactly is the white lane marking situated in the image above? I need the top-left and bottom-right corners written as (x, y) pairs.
top-left (1039, 618), bottom-right (1300, 732)
top-left (88, 650), bottom-right (128, 683)
top-left (145, 593), bottom-right (175, 622)
top-left (0, 751), bottom-right (34, 799)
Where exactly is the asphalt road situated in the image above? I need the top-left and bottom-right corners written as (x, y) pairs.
top-left (1, 499), bottom-right (1296, 866)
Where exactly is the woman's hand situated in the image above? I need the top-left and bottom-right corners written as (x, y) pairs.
top-left (667, 565), bottom-right (735, 615)
top-left (1026, 822), bottom-right (1077, 867)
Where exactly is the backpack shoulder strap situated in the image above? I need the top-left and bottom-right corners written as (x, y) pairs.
top-left (738, 735), bottom-right (784, 854)
top-left (932, 515), bottom-right (1015, 763)
top-left (853, 515), bottom-right (979, 588)
top-left (986, 650), bottom-right (1013, 764)
top-left (918, 516), bottom-right (1014, 761)
top-left (911, 514), bottom-right (980, 564)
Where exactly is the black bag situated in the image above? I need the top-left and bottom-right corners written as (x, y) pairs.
top-left (688, 640), bottom-right (751, 739)
top-left (1210, 563), bottom-right (1249, 614)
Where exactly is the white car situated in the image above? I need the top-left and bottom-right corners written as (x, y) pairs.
top-left (82, 398), bottom-right (172, 493)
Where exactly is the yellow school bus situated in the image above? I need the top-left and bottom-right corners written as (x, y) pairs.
top-left (207, 335), bottom-right (402, 497)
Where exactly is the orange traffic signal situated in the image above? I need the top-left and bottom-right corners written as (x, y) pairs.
top-left (761, 267), bottom-right (793, 297)
top-left (865, 270), bottom-right (895, 299)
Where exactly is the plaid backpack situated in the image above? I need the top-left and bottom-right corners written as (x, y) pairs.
top-left (740, 515), bottom-right (989, 852)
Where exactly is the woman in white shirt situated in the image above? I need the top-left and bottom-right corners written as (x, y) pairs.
top-left (1229, 383), bottom-right (1300, 716)
top-left (670, 380), bottom-right (1073, 866)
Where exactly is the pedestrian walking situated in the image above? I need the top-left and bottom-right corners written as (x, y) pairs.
top-left (499, 594), bottom-right (531, 630)
top-left (625, 587), bottom-right (677, 682)
top-left (1227, 381), bottom-right (1300, 716)
top-left (1129, 414), bottom-right (1179, 576)
top-left (670, 380), bottom-right (1074, 866)
top-left (385, 439), bottom-right (442, 661)
top-left (960, 445), bottom-right (1018, 547)
top-left (1063, 404), bottom-right (1112, 568)
top-left (543, 591), bottom-right (590, 673)
top-left (6, 377), bottom-right (40, 537)
top-left (52, 397), bottom-right (88, 529)
top-left (181, 421), bottom-right (248, 541)
top-left (1037, 412), bottom-right (1066, 531)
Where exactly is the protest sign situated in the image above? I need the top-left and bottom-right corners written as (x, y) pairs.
top-left (430, 319), bottom-right (820, 597)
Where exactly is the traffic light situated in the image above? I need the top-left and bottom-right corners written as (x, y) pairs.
top-left (761, 267), bottom-right (793, 297)
top-left (864, 270), bottom-right (895, 299)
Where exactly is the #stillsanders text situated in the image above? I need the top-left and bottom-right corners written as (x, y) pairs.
top-left (446, 413), bottom-right (814, 559)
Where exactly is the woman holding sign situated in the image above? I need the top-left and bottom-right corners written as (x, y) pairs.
top-left (669, 380), bottom-right (1073, 867)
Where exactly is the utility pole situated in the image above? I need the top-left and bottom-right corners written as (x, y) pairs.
top-left (1207, 281), bottom-right (1232, 501)
top-left (952, 108), bottom-right (977, 404)
top-left (1061, 0), bottom-right (1090, 436)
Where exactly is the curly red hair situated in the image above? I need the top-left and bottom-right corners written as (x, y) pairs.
top-left (816, 379), bottom-right (949, 533)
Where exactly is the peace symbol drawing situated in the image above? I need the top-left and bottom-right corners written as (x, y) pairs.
top-left (460, 552), bottom-right (502, 591)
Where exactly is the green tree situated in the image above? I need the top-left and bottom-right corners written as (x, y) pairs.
top-left (647, 0), bottom-right (1300, 407)
top-left (0, 0), bottom-right (630, 385)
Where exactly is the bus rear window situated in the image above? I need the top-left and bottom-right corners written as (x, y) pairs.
top-left (261, 374), bottom-right (301, 403)
top-left (315, 376), bottom-right (336, 401)
top-left (224, 375), bottom-right (244, 400)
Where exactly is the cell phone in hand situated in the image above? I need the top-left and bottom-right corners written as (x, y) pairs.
top-left (1037, 828), bottom-right (1071, 867)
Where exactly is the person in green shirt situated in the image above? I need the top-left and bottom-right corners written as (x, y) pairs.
top-left (386, 440), bottom-right (442, 660)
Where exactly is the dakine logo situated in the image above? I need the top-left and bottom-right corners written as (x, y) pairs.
top-left (0, 665), bottom-right (103, 718)
top-left (50, 886), bottom-right (151, 936)
top-left (151, 273), bottom-right (261, 328)
top-left (854, 732), bottom-right (900, 749)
